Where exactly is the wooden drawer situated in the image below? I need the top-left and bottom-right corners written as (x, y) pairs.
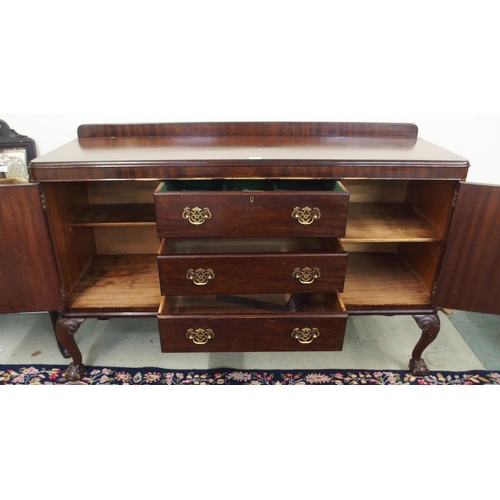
top-left (158, 293), bottom-right (347, 352)
top-left (157, 238), bottom-right (347, 295)
top-left (154, 180), bottom-right (349, 238)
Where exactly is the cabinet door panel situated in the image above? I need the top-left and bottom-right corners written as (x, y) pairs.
top-left (434, 182), bottom-right (500, 315)
top-left (0, 184), bottom-right (63, 313)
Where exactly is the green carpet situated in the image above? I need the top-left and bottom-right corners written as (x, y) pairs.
top-left (448, 311), bottom-right (500, 370)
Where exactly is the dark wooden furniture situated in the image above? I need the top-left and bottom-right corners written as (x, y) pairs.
top-left (2, 121), bottom-right (499, 381)
top-left (0, 120), bottom-right (62, 313)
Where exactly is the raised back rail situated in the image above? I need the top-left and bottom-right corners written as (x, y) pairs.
top-left (78, 122), bottom-right (418, 140)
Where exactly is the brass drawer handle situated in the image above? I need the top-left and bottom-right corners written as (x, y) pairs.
top-left (182, 206), bottom-right (212, 225)
top-left (292, 267), bottom-right (321, 285)
top-left (292, 206), bottom-right (321, 225)
top-left (186, 268), bottom-right (215, 286)
top-left (187, 328), bottom-right (215, 345)
top-left (292, 327), bottom-right (320, 344)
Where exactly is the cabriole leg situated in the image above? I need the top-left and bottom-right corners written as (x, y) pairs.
top-left (56, 317), bottom-right (86, 381)
top-left (410, 314), bottom-right (440, 376)
top-left (49, 311), bottom-right (70, 358)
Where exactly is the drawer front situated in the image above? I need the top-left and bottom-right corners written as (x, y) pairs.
top-left (158, 295), bottom-right (347, 352)
top-left (155, 189), bottom-right (349, 238)
top-left (158, 294), bottom-right (347, 352)
top-left (157, 253), bottom-right (347, 295)
top-left (159, 316), bottom-right (347, 352)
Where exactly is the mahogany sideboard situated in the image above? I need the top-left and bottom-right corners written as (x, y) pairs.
top-left (1, 121), bottom-right (499, 381)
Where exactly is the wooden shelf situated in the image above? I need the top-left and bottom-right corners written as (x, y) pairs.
top-left (340, 253), bottom-right (431, 310)
top-left (72, 203), bottom-right (156, 227)
top-left (68, 254), bottom-right (161, 312)
top-left (343, 203), bottom-right (443, 242)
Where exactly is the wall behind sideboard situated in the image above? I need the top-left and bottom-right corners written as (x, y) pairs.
top-left (2, 114), bottom-right (500, 185)
top-left (3, 4), bottom-right (499, 184)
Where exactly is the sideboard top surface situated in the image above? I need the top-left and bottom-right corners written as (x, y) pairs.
top-left (30, 122), bottom-right (470, 181)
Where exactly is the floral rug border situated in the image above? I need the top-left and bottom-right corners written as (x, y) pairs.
top-left (1, 365), bottom-right (499, 385)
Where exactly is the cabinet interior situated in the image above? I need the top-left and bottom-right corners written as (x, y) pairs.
top-left (340, 179), bottom-right (457, 310)
top-left (44, 180), bottom-right (161, 312)
top-left (42, 178), bottom-right (457, 314)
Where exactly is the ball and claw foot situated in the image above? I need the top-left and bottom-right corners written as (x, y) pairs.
top-left (63, 363), bottom-right (86, 382)
top-left (409, 358), bottom-right (430, 377)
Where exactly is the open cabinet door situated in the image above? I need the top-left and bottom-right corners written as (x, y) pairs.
top-left (0, 183), bottom-right (63, 313)
top-left (434, 182), bottom-right (500, 315)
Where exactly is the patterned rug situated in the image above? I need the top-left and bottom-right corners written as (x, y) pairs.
top-left (1, 365), bottom-right (499, 385)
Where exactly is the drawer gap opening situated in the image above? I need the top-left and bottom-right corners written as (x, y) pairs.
top-left (159, 179), bottom-right (345, 193)
top-left (216, 293), bottom-right (311, 312)
top-left (161, 293), bottom-right (345, 315)
top-left (160, 237), bottom-right (345, 255)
